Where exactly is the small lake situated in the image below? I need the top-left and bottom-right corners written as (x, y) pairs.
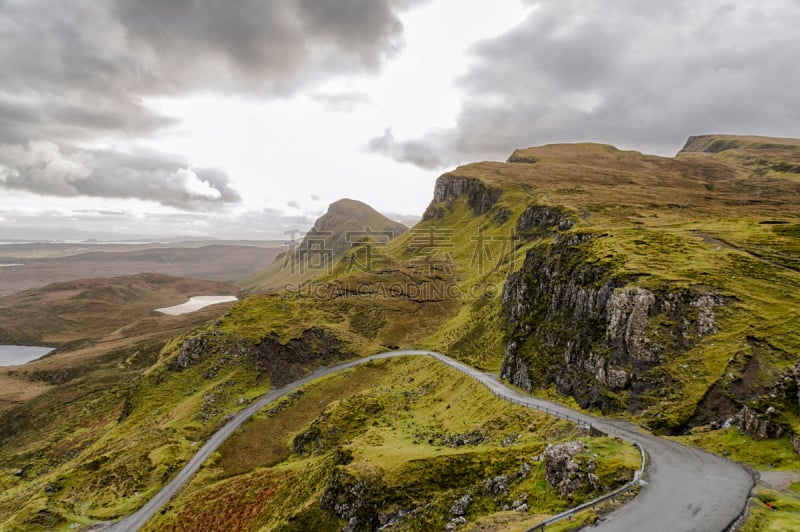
top-left (156, 295), bottom-right (238, 316)
top-left (0, 345), bottom-right (55, 366)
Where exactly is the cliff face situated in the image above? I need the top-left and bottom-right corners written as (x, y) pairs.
top-left (422, 174), bottom-right (501, 221)
top-left (516, 205), bottom-right (574, 237)
top-left (426, 137), bottom-right (800, 442)
top-left (501, 231), bottom-right (724, 418)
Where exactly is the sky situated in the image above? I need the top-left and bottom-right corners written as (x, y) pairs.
top-left (1, 0), bottom-right (799, 241)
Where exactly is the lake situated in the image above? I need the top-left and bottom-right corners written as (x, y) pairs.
top-left (0, 345), bottom-right (54, 366)
top-left (155, 295), bottom-right (238, 316)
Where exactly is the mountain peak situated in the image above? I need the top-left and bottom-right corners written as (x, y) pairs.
top-left (326, 198), bottom-right (373, 212)
top-left (313, 198), bottom-right (408, 236)
top-left (242, 198), bottom-right (408, 293)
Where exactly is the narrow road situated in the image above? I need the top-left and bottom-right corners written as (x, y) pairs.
top-left (107, 350), bottom-right (752, 532)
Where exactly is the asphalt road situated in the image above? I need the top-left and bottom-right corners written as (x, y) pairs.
top-left (107, 350), bottom-right (753, 531)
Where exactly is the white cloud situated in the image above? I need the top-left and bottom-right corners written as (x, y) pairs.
top-left (171, 168), bottom-right (222, 200)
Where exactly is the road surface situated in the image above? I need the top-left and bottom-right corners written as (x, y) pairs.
top-left (107, 350), bottom-right (752, 531)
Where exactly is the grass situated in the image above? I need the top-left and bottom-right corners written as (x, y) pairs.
top-left (675, 429), bottom-right (800, 471)
top-left (742, 487), bottom-right (800, 532)
top-left (141, 356), bottom-right (640, 531)
top-left (0, 321), bottom-right (353, 528)
top-left (3, 136), bottom-right (800, 530)
top-left (587, 219), bottom-right (800, 431)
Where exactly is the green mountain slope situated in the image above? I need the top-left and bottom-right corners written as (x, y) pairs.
top-left (1, 135), bottom-right (799, 530)
top-left (240, 198), bottom-right (409, 294)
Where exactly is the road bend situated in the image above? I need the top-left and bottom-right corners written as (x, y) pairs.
top-left (107, 350), bottom-right (752, 532)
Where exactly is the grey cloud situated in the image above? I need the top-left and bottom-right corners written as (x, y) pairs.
top-left (368, 128), bottom-right (451, 170)
top-left (117, 0), bottom-right (425, 95)
top-left (0, 141), bottom-right (240, 210)
top-left (0, 98), bottom-right (176, 145)
top-left (374, 0), bottom-right (800, 165)
top-left (1, 0), bottom-right (418, 110)
top-left (73, 210), bottom-right (127, 217)
top-left (0, 0), bottom-right (422, 205)
top-left (113, 0), bottom-right (412, 84)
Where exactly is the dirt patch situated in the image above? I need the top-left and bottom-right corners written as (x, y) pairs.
top-left (690, 354), bottom-right (764, 426)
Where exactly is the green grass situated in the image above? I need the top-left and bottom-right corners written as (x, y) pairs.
top-left (676, 429), bottom-right (800, 471)
top-left (4, 137), bottom-right (800, 530)
top-left (0, 322), bottom-right (360, 529)
top-left (141, 356), bottom-right (639, 531)
top-left (742, 487), bottom-right (800, 532)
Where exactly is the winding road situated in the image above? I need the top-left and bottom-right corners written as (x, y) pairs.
top-left (107, 350), bottom-right (753, 531)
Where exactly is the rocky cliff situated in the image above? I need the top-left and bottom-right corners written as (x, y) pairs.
top-left (501, 230), bottom-right (725, 424)
top-left (422, 174), bottom-right (501, 221)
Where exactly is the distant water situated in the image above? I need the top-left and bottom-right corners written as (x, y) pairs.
top-left (0, 263), bottom-right (24, 267)
top-left (155, 295), bottom-right (238, 316)
top-left (0, 345), bottom-right (54, 366)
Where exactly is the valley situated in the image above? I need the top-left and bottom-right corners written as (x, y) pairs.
top-left (0, 241), bottom-right (283, 298)
top-left (1, 135), bottom-right (799, 531)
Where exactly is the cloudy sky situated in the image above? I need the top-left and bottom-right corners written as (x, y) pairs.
top-left (1, 0), bottom-right (798, 240)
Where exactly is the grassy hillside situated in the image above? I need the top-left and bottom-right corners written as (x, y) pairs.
top-left (143, 357), bottom-right (638, 531)
top-left (487, 138), bottom-right (799, 429)
top-left (1, 134), bottom-right (799, 530)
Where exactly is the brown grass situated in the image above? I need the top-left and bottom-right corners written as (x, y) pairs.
top-left (457, 141), bottom-right (800, 228)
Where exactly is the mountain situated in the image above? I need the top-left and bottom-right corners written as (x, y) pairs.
top-left (241, 198), bottom-right (409, 293)
top-left (1, 135), bottom-right (799, 530)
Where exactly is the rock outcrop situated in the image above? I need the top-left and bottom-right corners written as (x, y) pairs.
top-left (794, 362), bottom-right (800, 412)
top-left (173, 335), bottom-right (211, 369)
top-left (450, 493), bottom-right (472, 516)
top-left (501, 232), bottom-right (725, 419)
top-left (791, 434), bottom-right (800, 455)
top-left (737, 406), bottom-right (786, 440)
top-left (516, 204), bottom-right (574, 238)
top-left (423, 175), bottom-right (501, 221)
top-left (321, 470), bottom-right (382, 532)
top-left (321, 469), bottom-right (411, 532)
top-left (253, 328), bottom-right (349, 386)
top-left (544, 440), bottom-right (602, 500)
top-left (482, 474), bottom-right (510, 497)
